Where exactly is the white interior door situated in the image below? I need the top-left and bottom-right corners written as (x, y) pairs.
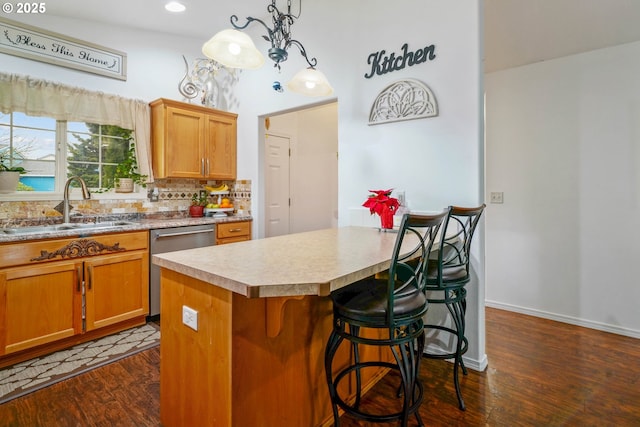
top-left (262, 102), bottom-right (338, 238)
top-left (265, 133), bottom-right (291, 237)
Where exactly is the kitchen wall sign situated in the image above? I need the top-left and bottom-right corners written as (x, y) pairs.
top-left (368, 79), bottom-right (438, 125)
top-left (364, 43), bottom-right (436, 79)
top-left (0, 17), bottom-right (126, 80)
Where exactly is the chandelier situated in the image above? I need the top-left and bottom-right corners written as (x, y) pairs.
top-left (201, 0), bottom-right (333, 97)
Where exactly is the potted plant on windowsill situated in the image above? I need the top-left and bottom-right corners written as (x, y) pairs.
top-left (0, 152), bottom-right (27, 194)
top-left (189, 193), bottom-right (208, 217)
top-left (114, 143), bottom-right (147, 193)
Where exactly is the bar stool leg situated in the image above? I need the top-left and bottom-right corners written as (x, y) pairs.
top-left (324, 328), bottom-right (343, 426)
top-left (392, 330), bottom-right (426, 427)
top-left (350, 325), bottom-right (362, 410)
top-left (446, 295), bottom-right (468, 411)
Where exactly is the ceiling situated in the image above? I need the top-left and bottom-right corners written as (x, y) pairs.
top-left (41, 0), bottom-right (640, 73)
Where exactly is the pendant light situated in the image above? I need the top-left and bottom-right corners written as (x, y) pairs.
top-left (202, 0), bottom-right (333, 97)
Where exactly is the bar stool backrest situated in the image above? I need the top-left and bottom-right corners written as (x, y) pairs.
top-left (432, 204), bottom-right (486, 287)
top-left (386, 210), bottom-right (449, 326)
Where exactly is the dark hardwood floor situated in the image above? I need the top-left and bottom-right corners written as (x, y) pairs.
top-left (1, 307), bottom-right (639, 426)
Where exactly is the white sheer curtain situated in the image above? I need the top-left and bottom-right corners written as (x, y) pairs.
top-left (0, 72), bottom-right (153, 182)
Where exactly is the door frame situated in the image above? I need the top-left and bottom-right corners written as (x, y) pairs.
top-left (258, 100), bottom-right (338, 239)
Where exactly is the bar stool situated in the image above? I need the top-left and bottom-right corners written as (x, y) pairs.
top-left (324, 211), bottom-right (449, 427)
top-left (423, 204), bottom-right (485, 411)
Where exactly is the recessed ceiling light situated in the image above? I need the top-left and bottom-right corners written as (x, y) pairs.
top-left (165, 1), bottom-right (186, 13)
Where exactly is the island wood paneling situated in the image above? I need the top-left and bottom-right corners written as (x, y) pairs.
top-left (159, 268), bottom-right (392, 427)
top-left (160, 268), bottom-right (232, 427)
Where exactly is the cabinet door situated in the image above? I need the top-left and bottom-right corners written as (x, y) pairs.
top-left (165, 106), bottom-right (207, 178)
top-left (84, 251), bottom-right (149, 331)
top-left (205, 113), bottom-right (237, 179)
top-left (0, 261), bottom-right (82, 355)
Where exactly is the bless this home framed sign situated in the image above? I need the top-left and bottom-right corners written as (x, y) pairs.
top-left (0, 17), bottom-right (127, 80)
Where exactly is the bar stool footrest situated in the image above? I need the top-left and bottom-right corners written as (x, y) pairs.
top-left (332, 360), bottom-right (424, 424)
top-left (423, 324), bottom-right (468, 360)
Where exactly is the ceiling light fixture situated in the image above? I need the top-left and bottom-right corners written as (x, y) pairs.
top-left (202, 0), bottom-right (333, 97)
top-left (165, 1), bottom-right (186, 13)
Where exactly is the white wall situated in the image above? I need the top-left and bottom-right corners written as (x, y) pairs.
top-left (234, 0), bottom-right (485, 367)
top-left (1, 0), bottom-right (486, 367)
top-left (485, 41), bottom-right (640, 338)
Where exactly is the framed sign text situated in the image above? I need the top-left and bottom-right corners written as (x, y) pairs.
top-left (0, 17), bottom-right (127, 80)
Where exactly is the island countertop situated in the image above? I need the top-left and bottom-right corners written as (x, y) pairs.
top-left (157, 225), bottom-right (405, 427)
top-left (152, 226), bottom-right (400, 298)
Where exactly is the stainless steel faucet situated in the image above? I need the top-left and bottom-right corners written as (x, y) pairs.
top-left (62, 176), bottom-right (91, 223)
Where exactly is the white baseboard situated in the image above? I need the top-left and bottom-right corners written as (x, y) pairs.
top-left (485, 300), bottom-right (640, 339)
top-left (463, 353), bottom-right (488, 372)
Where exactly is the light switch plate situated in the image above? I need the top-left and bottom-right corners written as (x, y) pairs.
top-left (490, 192), bottom-right (504, 204)
top-left (182, 305), bottom-right (198, 331)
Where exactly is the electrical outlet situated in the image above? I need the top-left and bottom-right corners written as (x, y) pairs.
top-left (490, 192), bottom-right (504, 204)
top-left (182, 305), bottom-right (198, 331)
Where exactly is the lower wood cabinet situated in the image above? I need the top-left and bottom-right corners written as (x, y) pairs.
top-left (0, 231), bottom-right (149, 367)
top-left (84, 250), bottom-right (149, 332)
top-left (216, 220), bottom-right (252, 245)
top-left (1, 261), bottom-right (83, 355)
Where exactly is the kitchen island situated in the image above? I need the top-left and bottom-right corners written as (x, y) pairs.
top-left (152, 226), bottom-right (404, 427)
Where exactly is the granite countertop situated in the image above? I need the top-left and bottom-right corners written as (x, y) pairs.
top-left (0, 214), bottom-right (253, 243)
top-left (152, 226), bottom-right (401, 298)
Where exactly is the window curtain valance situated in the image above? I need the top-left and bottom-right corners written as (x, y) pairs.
top-left (0, 72), bottom-right (153, 182)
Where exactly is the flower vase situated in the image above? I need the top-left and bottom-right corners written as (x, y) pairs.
top-left (380, 208), bottom-right (394, 229)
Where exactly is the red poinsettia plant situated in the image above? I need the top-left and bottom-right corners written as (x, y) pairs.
top-left (362, 189), bottom-right (400, 216)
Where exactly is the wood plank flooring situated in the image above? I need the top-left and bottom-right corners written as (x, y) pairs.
top-left (1, 307), bottom-right (638, 426)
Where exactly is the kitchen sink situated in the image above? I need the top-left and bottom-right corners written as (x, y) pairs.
top-left (70, 221), bottom-right (136, 229)
top-left (1, 221), bottom-right (137, 235)
top-left (1, 225), bottom-right (72, 234)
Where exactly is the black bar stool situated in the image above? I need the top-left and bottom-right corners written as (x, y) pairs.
top-left (325, 211), bottom-right (449, 427)
top-left (423, 204), bottom-right (485, 411)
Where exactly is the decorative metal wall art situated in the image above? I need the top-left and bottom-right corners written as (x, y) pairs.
top-left (178, 55), bottom-right (239, 110)
top-left (368, 79), bottom-right (438, 125)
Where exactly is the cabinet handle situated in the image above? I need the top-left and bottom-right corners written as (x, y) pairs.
top-left (87, 266), bottom-right (93, 290)
top-left (201, 158), bottom-right (205, 175)
top-left (228, 228), bottom-right (242, 232)
top-left (206, 158), bottom-right (210, 175)
top-left (76, 265), bottom-right (83, 292)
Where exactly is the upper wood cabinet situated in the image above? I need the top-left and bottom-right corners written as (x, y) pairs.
top-left (150, 98), bottom-right (238, 180)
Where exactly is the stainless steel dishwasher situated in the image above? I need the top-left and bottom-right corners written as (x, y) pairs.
top-left (149, 224), bottom-right (215, 317)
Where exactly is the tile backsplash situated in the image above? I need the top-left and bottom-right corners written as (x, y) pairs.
top-left (0, 178), bottom-right (251, 227)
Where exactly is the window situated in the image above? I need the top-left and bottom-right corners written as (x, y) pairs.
top-left (0, 112), bottom-right (56, 191)
top-left (67, 122), bottom-right (133, 190)
top-left (0, 72), bottom-right (152, 196)
top-left (0, 112), bottom-right (133, 192)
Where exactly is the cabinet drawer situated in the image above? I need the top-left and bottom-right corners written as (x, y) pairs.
top-left (0, 231), bottom-right (148, 269)
top-left (217, 221), bottom-right (251, 239)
